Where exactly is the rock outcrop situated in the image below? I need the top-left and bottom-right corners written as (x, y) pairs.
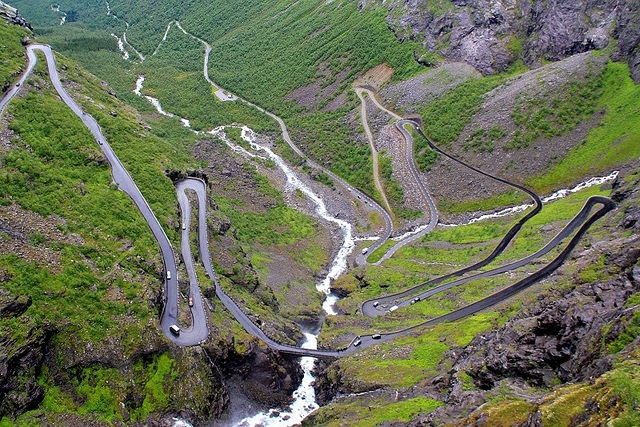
top-left (205, 335), bottom-right (303, 408)
top-left (408, 172), bottom-right (640, 425)
top-left (0, 291), bottom-right (50, 419)
top-left (0, 1), bottom-right (32, 30)
top-left (370, 0), bottom-right (640, 81)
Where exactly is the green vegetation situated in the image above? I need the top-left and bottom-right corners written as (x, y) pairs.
top-left (290, 109), bottom-right (375, 194)
top-left (379, 151), bottom-right (421, 220)
top-left (311, 396), bottom-right (443, 426)
top-left (0, 58), bottom-right (164, 342)
top-left (3, 0), bottom-right (639, 424)
top-left (213, 160), bottom-right (318, 247)
top-left (607, 312), bottom-right (640, 354)
top-left (308, 393), bottom-right (442, 426)
top-left (437, 190), bottom-right (528, 215)
top-left (0, 22), bottom-right (30, 91)
top-left (337, 312), bottom-right (499, 389)
top-left (610, 360), bottom-right (640, 425)
top-left (326, 183), bottom-right (611, 344)
top-left (12, 353), bottom-right (179, 424)
top-left (193, 0), bottom-right (423, 114)
top-left (0, 28), bottom-right (216, 423)
top-left (490, 185), bottom-right (609, 263)
top-left (419, 74), bottom-right (506, 149)
top-left (506, 71), bottom-right (602, 150)
top-left (463, 126), bottom-right (505, 153)
top-left (137, 25), bottom-right (275, 132)
top-left (15, 0), bottom-right (426, 194)
top-left (218, 197), bottom-right (317, 246)
top-left (527, 61), bottom-right (640, 193)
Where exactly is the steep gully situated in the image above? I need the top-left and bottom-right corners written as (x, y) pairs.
top-left (121, 21), bottom-right (617, 357)
top-left (3, 30), bottom-right (617, 421)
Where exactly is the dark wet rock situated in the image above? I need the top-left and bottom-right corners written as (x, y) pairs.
top-left (0, 293), bottom-right (31, 319)
top-left (0, 297), bottom-right (50, 419)
top-left (612, 0), bottom-right (640, 82)
top-left (218, 218), bottom-right (231, 235)
top-left (205, 337), bottom-right (303, 408)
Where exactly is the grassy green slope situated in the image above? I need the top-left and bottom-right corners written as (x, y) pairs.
top-left (13, 0), bottom-right (423, 193)
top-left (0, 23), bottom-right (225, 423)
top-left (0, 23), bottom-right (30, 91)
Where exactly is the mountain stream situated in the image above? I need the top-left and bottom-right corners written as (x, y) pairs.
top-left (133, 74), bottom-right (619, 427)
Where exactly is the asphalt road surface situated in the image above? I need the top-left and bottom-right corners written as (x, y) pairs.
top-left (1, 44), bottom-right (616, 357)
top-left (2, 44), bottom-right (193, 344)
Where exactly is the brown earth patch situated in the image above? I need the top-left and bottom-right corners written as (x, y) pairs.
top-left (354, 63), bottom-right (395, 90)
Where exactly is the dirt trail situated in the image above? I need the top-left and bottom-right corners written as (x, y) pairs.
top-left (355, 87), bottom-right (393, 215)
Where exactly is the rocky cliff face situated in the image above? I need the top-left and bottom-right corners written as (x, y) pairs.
top-left (0, 1), bottom-right (32, 30)
top-left (0, 292), bottom-right (49, 418)
top-left (367, 0), bottom-right (640, 81)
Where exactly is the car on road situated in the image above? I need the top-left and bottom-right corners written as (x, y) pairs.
top-left (372, 334), bottom-right (381, 340)
top-left (16, 82), bottom-right (20, 87)
top-left (169, 324), bottom-right (180, 335)
top-left (182, 223), bottom-right (186, 230)
top-left (353, 337), bottom-right (361, 346)
top-left (189, 296), bottom-right (194, 307)
top-left (166, 271), bottom-right (171, 280)
top-left (361, 248), bottom-right (369, 255)
top-left (373, 301), bottom-right (379, 307)
top-left (411, 297), bottom-right (420, 304)
top-left (389, 305), bottom-right (398, 312)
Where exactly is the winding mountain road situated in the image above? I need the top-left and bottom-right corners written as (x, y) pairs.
top-left (352, 87), bottom-right (441, 265)
top-left (2, 43), bottom-right (616, 359)
top-left (180, 173), bottom-right (614, 355)
top-left (355, 88), bottom-right (393, 215)
top-left (164, 24), bottom-right (395, 262)
top-left (0, 44), bottom-right (205, 346)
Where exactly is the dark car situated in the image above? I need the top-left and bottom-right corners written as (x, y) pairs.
top-left (188, 296), bottom-right (194, 307)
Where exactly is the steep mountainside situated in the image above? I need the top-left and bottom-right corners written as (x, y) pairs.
top-left (1, 0), bottom-right (639, 425)
top-left (0, 19), bottom-right (305, 424)
top-left (374, 0), bottom-right (640, 81)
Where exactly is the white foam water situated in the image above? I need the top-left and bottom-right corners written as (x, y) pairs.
top-left (441, 171), bottom-right (619, 228)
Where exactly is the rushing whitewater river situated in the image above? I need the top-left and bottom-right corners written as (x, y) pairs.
top-left (131, 79), bottom-right (354, 423)
top-left (209, 125), bottom-right (355, 426)
top-left (132, 73), bottom-right (620, 427)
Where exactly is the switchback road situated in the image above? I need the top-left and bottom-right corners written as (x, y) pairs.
top-left (1, 44), bottom-right (205, 345)
top-left (2, 43), bottom-right (616, 358)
